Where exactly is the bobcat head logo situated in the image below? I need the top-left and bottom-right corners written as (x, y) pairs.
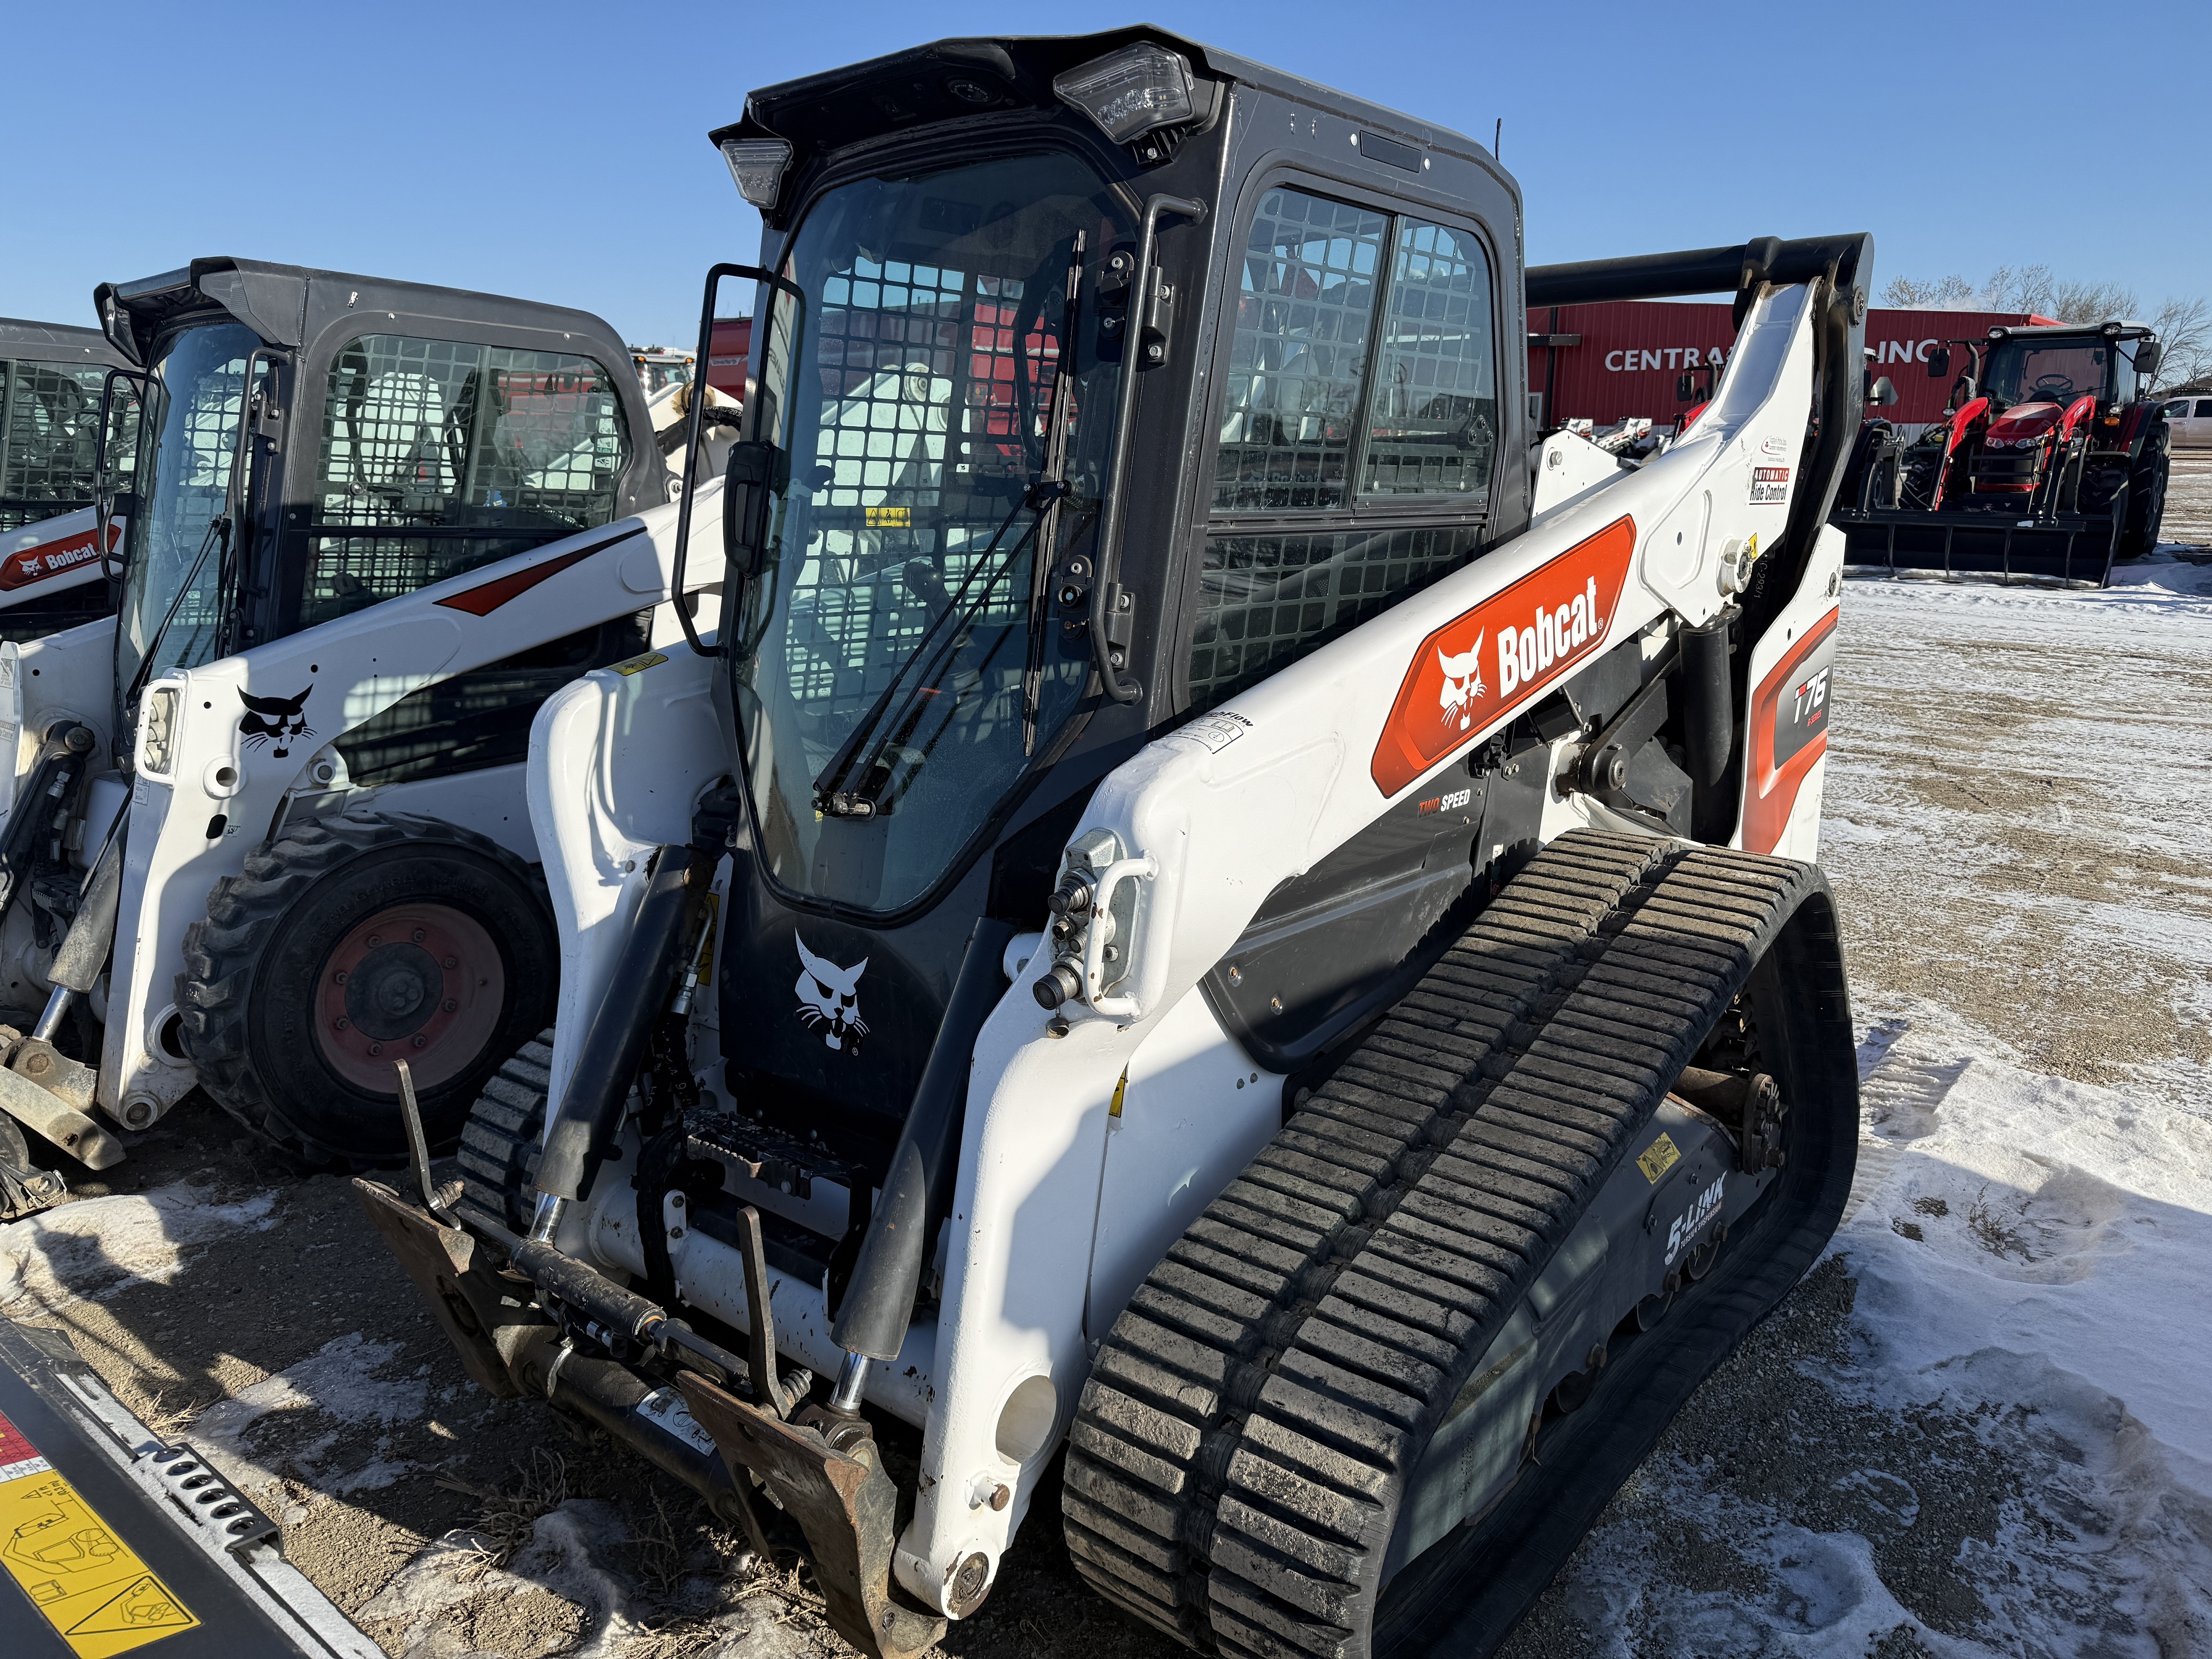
top-left (238, 686), bottom-right (314, 759)
top-left (794, 932), bottom-right (868, 1054)
top-left (1437, 636), bottom-right (1485, 731)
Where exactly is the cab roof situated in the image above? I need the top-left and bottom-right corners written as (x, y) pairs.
top-left (94, 256), bottom-right (630, 371)
top-left (713, 25), bottom-right (1489, 170)
top-left (0, 317), bottom-right (126, 369)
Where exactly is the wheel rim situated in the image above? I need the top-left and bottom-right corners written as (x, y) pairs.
top-left (313, 902), bottom-right (505, 1092)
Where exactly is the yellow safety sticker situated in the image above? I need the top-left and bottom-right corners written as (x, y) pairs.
top-left (865, 505), bottom-right (910, 528)
top-left (0, 1409), bottom-right (197, 1657)
top-left (1636, 1133), bottom-right (1681, 1184)
top-left (609, 651), bottom-right (669, 677)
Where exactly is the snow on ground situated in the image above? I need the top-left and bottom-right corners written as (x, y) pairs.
top-left (1510, 564), bottom-right (2212, 1658)
top-left (194, 1331), bottom-right (433, 1499)
top-left (0, 1183), bottom-right (274, 1313)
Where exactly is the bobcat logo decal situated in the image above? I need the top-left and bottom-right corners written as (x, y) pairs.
top-left (238, 685), bottom-right (314, 759)
top-left (794, 932), bottom-right (868, 1054)
top-left (1437, 636), bottom-right (1485, 731)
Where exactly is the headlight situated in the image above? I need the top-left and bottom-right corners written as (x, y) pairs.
top-left (719, 139), bottom-right (793, 210)
top-left (141, 685), bottom-right (177, 777)
top-left (1054, 43), bottom-right (1197, 145)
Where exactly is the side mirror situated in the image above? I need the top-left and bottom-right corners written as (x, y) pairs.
top-left (1866, 374), bottom-right (1898, 407)
top-left (1927, 346), bottom-right (1951, 379)
top-left (1675, 371), bottom-right (1695, 403)
top-left (722, 439), bottom-right (779, 577)
top-left (2135, 342), bottom-right (2163, 383)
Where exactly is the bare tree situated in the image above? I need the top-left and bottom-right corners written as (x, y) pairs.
top-left (1880, 273), bottom-right (1975, 309)
top-left (2148, 295), bottom-right (2211, 391)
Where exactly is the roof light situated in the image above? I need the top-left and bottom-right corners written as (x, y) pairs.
top-left (720, 139), bottom-right (793, 210)
top-left (1054, 43), bottom-right (1196, 145)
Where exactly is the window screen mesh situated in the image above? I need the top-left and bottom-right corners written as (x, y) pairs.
top-left (307, 335), bottom-right (627, 627)
top-left (1188, 525), bottom-right (1478, 709)
top-left (0, 361), bottom-right (119, 529)
top-left (1213, 190), bottom-right (1387, 513)
top-left (788, 259), bottom-right (1061, 715)
top-left (1361, 220), bottom-right (1496, 498)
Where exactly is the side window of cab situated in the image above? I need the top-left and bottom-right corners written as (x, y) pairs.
top-left (303, 334), bottom-right (630, 627)
top-left (1188, 185), bottom-right (1499, 710)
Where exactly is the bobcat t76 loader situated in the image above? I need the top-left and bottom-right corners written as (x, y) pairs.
top-left (0, 259), bottom-right (730, 1196)
top-left (0, 317), bottom-right (139, 643)
top-left (364, 29), bottom-right (1865, 1658)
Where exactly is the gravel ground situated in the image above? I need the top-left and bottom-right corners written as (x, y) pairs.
top-left (6, 543), bottom-right (2210, 1658)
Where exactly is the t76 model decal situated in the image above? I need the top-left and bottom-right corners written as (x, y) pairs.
top-left (1741, 606), bottom-right (1838, 854)
top-left (1370, 516), bottom-right (1636, 796)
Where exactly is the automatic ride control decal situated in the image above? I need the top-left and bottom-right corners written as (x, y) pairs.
top-left (0, 1408), bottom-right (199, 1657)
top-left (1370, 516), bottom-right (1636, 796)
top-left (1741, 607), bottom-right (1838, 855)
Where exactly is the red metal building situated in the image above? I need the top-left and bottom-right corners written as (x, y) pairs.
top-left (706, 317), bottom-right (753, 398)
top-left (1526, 302), bottom-right (2051, 430)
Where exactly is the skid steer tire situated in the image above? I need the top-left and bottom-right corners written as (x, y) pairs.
top-left (453, 1031), bottom-right (550, 1233)
top-left (1063, 830), bottom-right (1858, 1659)
top-left (177, 811), bottom-right (557, 1170)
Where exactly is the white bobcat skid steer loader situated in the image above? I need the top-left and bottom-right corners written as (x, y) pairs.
top-left (0, 258), bottom-right (733, 1184)
top-left (365, 29), bottom-right (1864, 1659)
top-left (0, 317), bottom-right (139, 644)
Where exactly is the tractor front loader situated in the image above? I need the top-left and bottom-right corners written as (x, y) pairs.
top-left (0, 258), bottom-right (732, 1203)
top-left (1836, 319), bottom-right (2170, 583)
top-left (365, 28), bottom-right (1863, 1659)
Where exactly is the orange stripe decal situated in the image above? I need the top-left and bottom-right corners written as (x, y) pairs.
top-left (1371, 516), bottom-right (1637, 797)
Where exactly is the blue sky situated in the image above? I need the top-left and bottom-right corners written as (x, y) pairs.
top-left (5, 1), bottom-right (2205, 346)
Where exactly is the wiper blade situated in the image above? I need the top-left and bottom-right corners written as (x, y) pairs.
top-left (1022, 231), bottom-right (1086, 757)
top-left (122, 513), bottom-right (227, 716)
top-left (811, 493), bottom-right (1040, 818)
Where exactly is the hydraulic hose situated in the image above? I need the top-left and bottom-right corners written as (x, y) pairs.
top-left (831, 917), bottom-right (1018, 1361)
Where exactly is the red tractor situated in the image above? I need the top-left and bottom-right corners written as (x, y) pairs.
top-left (1837, 319), bottom-right (2169, 583)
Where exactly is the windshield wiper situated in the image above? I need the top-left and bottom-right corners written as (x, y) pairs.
top-left (121, 512), bottom-right (228, 717)
top-left (1021, 231), bottom-right (1085, 756)
top-left (810, 490), bottom-right (1043, 818)
top-left (811, 233), bottom-right (1089, 817)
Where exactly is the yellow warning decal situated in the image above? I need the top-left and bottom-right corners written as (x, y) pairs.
top-left (609, 650), bottom-right (669, 677)
top-left (1636, 1133), bottom-right (1681, 1184)
top-left (0, 1409), bottom-right (197, 1657)
top-left (865, 505), bottom-right (910, 528)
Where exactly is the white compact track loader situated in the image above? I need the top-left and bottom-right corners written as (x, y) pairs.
top-left (365, 28), bottom-right (1867, 1658)
top-left (0, 317), bottom-right (139, 645)
top-left (0, 259), bottom-right (731, 1198)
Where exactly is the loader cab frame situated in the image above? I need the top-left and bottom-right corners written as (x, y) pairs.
top-left (93, 259), bottom-right (665, 771)
top-left (689, 27), bottom-right (1529, 1184)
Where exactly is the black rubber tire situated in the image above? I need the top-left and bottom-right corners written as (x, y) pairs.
top-left (177, 810), bottom-right (557, 1169)
top-left (454, 1030), bottom-right (551, 1232)
top-left (2118, 441), bottom-right (2170, 561)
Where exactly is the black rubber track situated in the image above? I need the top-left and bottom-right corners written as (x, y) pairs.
top-left (453, 1030), bottom-right (552, 1233)
top-left (1063, 830), bottom-right (1857, 1659)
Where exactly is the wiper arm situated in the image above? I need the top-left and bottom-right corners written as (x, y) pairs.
top-left (811, 491), bottom-right (1040, 818)
top-left (1022, 231), bottom-right (1086, 756)
top-left (122, 513), bottom-right (228, 717)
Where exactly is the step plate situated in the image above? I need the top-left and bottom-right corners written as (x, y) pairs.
top-left (0, 1323), bottom-right (380, 1659)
